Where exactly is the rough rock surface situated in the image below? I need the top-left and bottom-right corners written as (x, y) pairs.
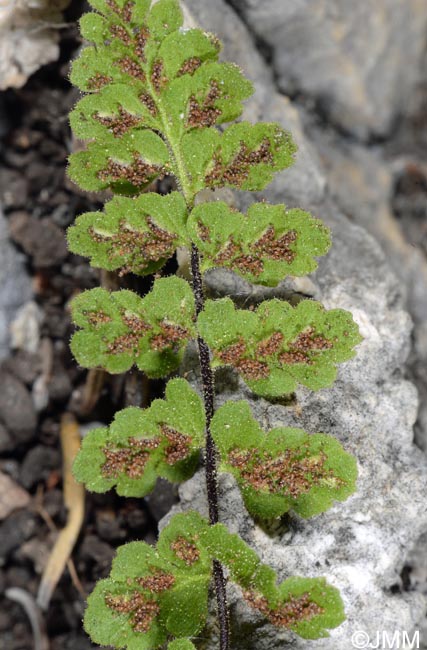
top-left (0, 472), bottom-right (30, 521)
top-left (227, 0), bottom-right (427, 140)
top-left (0, 207), bottom-right (32, 360)
top-left (0, 0), bottom-right (69, 89)
top-left (300, 111), bottom-right (427, 329)
top-left (160, 4), bottom-right (427, 648)
top-left (9, 212), bottom-right (68, 268)
top-left (0, 371), bottom-right (37, 441)
top-left (299, 113), bottom-right (427, 455)
top-left (407, 533), bottom-right (427, 647)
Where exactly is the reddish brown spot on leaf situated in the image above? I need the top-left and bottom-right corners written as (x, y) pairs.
top-left (293, 328), bottom-right (333, 352)
top-left (177, 57), bottom-right (202, 77)
top-left (105, 0), bottom-right (121, 14)
top-left (216, 339), bottom-right (269, 379)
top-left (187, 81), bottom-right (222, 128)
top-left (151, 59), bottom-right (167, 93)
top-left (107, 331), bottom-right (141, 355)
top-left (87, 73), bottom-right (113, 90)
top-left (150, 323), bottom-right (189, 351)
top-left (228, 445), bottom-right (330, 498)
top-left (252, 226), bottom-right (297, 262)
top-left (137, 569), bottom-right (175, 593)
top-left (139, 92), bottom-right (158, 117)
top-left (206, 139), bottom-right (274, 188)
top-left (213, 237), bottom-right (264, 276)
top-left (95, 106), bottom-right (143, 137)
top-left (105, 591), bottom-right (159, 633)
top-left (110, 23), bottom-right (131, 45)
top-left (196, 221), bottom-right (211, 243)
top-left (135, 27), bottom-right (150, 61)
top-left (121, 314), bottom-right (151, 334)
top-left (214, 238), bottom-right (239, 265)
top-left (280, 328), bottom-right (332, 365)
top-left (90, 217), bottom-right (176, 275)
top-left (235, 358), bottom-right (270, 380)
top-left (244, 591), bottom-right (323, 628)
top-left (279, 350), bottom-right (310, 365)
top-left (101, 437), bottom-right (160, 479)
top-left (85, 310), bottom-right (112, 326)
top-left (217, 338), bottom-right (246, 364)
top-left (117, 56), bottom-right (146, 82)
top-left (170, 536), bottom-right (200, 566)
top-left (161, 425), bottom-right (192, 464)
top-left (233, 254), bottom-right (264, 276)
top-left (106, 0), bottom-right (134, 21)
top-left (121, 0), bottom-right (134, 22)
top-left (98, 153), bottom-right (164, 188)
top-left (256, 332), bottom-right (284, 357)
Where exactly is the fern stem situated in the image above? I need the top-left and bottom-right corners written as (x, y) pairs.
top-left (190, 243), bottom-right (230, 650)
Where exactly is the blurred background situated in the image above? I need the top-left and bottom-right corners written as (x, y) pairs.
top-left (0, 0), bottom-right (426, 648)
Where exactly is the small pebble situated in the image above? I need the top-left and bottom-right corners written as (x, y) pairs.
top-left (0, 472), bottom-right (30, 520)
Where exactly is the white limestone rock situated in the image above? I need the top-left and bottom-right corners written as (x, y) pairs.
top-left (226, 0), bottom-right (427, 141)
top-left (0, 0), bottom-right (69, 89)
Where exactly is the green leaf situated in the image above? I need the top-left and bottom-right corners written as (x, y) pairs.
top-left (156, 511), bottom-right (211, 577)
top-left (129, 0), bottom-right (151, 25)
top-left (168, 641), bottom-right (197, 650)
top-left (211, 401), bottom-right (357, 519)
top-left (69, 0), bottom-right (255, 200)
top-left (70, 46), bottom-right (140, 94)
top-left (188, 201), bottom-right (331, 285)
top-left (182, 122), bottom-right (296, 194)
top-left (250, 564), bottom-right (278, 599)
top-left (146, 0), bottom-right (183, 40)
top-left (204, 523), bottom-right (261, 587)
top-left (73, 379), bottom-right (205, 496)
top-left (79, 12), bottom-right (110, 45)
top-left (85, 0), bottom-right (150, 32)
top-left (244, 576), bottom-right (345, 639)
top-left (84, 577), bottom-right (167, 650)
top-left (70, 84), bottom-right (159, 140)
top-left (161, 580), bottom-right (209, 637)
top-left (201, 521), bottom-right (346, 639)
top-left (198, 297), bottom-right (362, 397)
top-left (72, 40), bottom-right (251, 139)
top-left (67, 192), bottom-right (188, 275)
top-left (70, 277), bottom-right (195, 377)
top-left (83, 512), bottom-right (212, 649)
top-left (162, 61), bottom-right (253, 141)
top-left (156, 513), bottom-right (212, 635)
top-left (68, 129), bottom-right (170, 194)
top-left (83, 509), bottom-right (345, 647)
top-left (180, 128), bottom-right (221, 193)
top-left (158, 28), bottom-right (220, 80)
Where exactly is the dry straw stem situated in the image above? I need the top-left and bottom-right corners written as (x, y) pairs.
top-left (37, 413), bottom-right (85, 611)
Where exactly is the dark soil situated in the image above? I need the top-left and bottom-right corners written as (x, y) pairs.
top-left (0, 2), bottom-right (178, 648)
